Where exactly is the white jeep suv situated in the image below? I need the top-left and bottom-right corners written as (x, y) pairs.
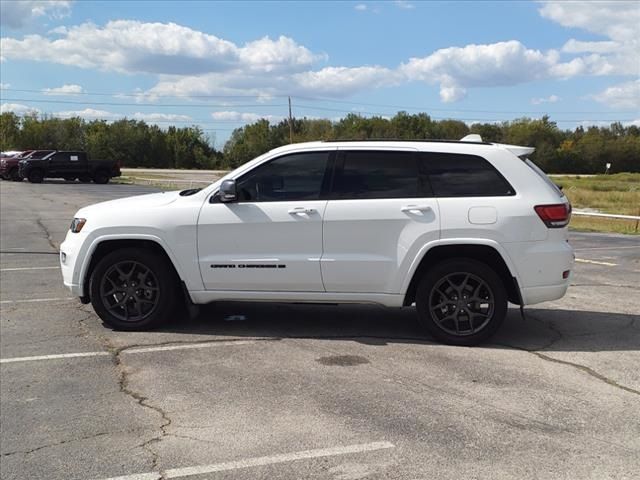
top-left (60, 137), bottom-right (573, 345)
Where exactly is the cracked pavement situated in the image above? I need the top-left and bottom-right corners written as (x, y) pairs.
top-left (1, 180), bottom-right (639, 480)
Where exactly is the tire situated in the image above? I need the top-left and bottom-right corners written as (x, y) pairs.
top-left (78, 175), bottom-right (92, 183)
top-left (9, 168), bottom-right (22, 181)
top-left (415, 259), bottom-right (507, 346)
top-left (93, 170), bottom-right (110, 184)
top-left (89, 248), bottom-right (177, 330)
top-left (27, 169), bottom-right (44, 183)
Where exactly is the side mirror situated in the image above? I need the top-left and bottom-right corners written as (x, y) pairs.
top-left (219, 179), bottom-right (237, 203)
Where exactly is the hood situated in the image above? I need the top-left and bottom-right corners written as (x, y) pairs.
top-left (77, 190), bottom-right (182, 217)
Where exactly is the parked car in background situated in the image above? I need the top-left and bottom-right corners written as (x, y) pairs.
top-left (18, 151), bottom-right (121, 184)
top-left (0, 150), bottom-right (37, 182)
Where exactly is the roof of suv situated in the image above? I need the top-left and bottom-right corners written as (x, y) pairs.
top-left (269, 138), bottom-right (535, 158)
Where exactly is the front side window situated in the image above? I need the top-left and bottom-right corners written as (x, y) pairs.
top-left (236, 151), bottom-right (330, 202)
top-left (331, 150), bottom-right (423, 199)
top-left (420, 152), bottom-right (515, 197)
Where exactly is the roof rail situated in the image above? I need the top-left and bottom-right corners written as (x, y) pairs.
top-left (321, 138), bottom-right (492, 145)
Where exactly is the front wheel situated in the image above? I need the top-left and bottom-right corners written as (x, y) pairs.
top-left (89, 248), bottom-right (177, 330)
top-left (415, 259), bottom-right (507, 346)
top-left (27, 169), bottom-right (44, 183)
top-left (9, 168), bottom-right (22, 181)
top-left (93, 170), bottom-right (110, 184)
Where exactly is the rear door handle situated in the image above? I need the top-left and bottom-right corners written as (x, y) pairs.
top-left (401, 205), bottom-right (432, 213)
top-left (288, 207), bottom-right (315, 215)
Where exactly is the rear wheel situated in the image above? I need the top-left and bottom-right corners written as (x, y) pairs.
top-left (27, 169), bottom-right (44, 183)
top-left (415, 259), bottom-right (507, 346)
top-left (89, 248), bottom-right (177, 330)
top-left (8, 168), bottom-right (22, 181)
top-left (93, 170), bottom-right (110, 184)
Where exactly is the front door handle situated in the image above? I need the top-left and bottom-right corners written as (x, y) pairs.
top-left (401, 205), bottom-right (432, 213)
top-left (288, 207), bottom-right (315, 215)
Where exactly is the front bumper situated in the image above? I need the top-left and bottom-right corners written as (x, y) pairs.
top-left (60, 230), bottom-right (87, 297)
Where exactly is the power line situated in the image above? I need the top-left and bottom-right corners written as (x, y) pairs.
top-left (4, 100), bottom-right (633, 125)
top-left (0, 97), bottom-right (286, 108)
top-left (2, 88), bottom-right (631, 115)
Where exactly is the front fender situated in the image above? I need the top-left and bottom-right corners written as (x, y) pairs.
top-left (75, 229), bottom-right (203, 296)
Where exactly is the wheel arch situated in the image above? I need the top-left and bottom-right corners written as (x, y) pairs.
top-left (402, 242), bottom-right (522, 307)
top-left (80, 237), bottom-right (188, 302)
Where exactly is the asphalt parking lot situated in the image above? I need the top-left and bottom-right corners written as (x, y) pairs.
top-left (1, 180), bottom-right (638, 480)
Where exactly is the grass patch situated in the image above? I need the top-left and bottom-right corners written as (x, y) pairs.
top-left (552, 173), bottom-right (640, 235)
top-left (554, 173), bottom-right (640, 216)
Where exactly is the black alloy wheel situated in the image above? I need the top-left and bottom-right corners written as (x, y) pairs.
top-left (416, 259), bottom-right (507, 346)
top-left (89, 248), bottom-right (177, 330)
top-left (99, 261), bottom-right (160, 322)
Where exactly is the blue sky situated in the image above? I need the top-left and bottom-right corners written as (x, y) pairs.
top-left (1, 0), bottom-right (638, 147)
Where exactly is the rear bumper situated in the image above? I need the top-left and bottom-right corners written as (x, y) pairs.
top-left (504, 238), bottom-right (574, 306)
top-left (521, 282), bottom-right (570, 305)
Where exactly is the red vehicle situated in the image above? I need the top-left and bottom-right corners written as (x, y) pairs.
top-left (1, 151), bottom-right (30, 181)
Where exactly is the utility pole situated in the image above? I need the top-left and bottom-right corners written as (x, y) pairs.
top-left (288, 96), bottom-right (293, 144)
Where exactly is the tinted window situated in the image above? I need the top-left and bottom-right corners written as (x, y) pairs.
top-left (420, 153), bottom-right (514, 197)
top-left (236, 152), bottom-right (329, 202)
top-left (332, 151), bottom-right (423, 199)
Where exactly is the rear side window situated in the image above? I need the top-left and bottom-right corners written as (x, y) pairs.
top-left (420, 152), bottom-right (515, 197)
top-left (332, 150), bottom-right (425, 199)
top-left (524, 158), bottom-right (564, 198)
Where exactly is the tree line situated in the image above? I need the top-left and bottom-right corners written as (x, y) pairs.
top-left (1, 111), bottom-right (639, 173)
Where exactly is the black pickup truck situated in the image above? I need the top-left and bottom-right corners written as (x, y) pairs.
top-left (18, 151), bottom-right (121, 184)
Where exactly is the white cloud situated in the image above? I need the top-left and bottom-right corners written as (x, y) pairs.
top-left (131, 112), bottom-right (192, 122)
top-left (0, 21), bottom-right (323, 75)
top-left (540, 1), bottom-right (639, 78)
top-left (0, 83), bottom-right (10, 90)
top-left (394, 1), bottom-right (415, 9)
top-left (55, 108), bottom-right (119, 120)
top-left (0, 1), bottom-right (72, 28)
top-left (401, 41), bottom-right (559, 102)
top-left (561, 39), bottom-right (619, 54)
top-left (531, 94), bottom-right (560, 105)
top-left (590, 80), bottom-right (640, 110)
top-left (539, 1), bottom-right (640, 42)
top-left (623, 119), bottom-right (640, 127)
top-left (211, 111), bottom-right (282, 123)
top-left (42, 84), bottom-right (85, 95)
top-left (292, 66), bottom-right (399, 96)
top-left (0, 103), bottom-right (40, 115)
top-left (354, 4), bottom-right (367, 11)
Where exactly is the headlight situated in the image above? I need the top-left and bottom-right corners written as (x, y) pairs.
top-left (70, 218), bottom-right (87, 233)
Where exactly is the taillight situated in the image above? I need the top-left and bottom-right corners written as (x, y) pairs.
top-left (534, 203), bottom-right (572, 228)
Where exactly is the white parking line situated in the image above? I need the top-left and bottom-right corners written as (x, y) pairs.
top-left (0, 340), bottom-right (259, 364)
top-left (574, 245), bottom-right (639, 251)
top-left (0, 266), bottom-right (60, 272)
top-left (575, 258), bottom-right (618, 267)
top-left (98, 441), bottom-right (395, 480)
top-left (0, 351), bottom-right (111, 364)
top-left (0, 297), bottom-right (73, 305)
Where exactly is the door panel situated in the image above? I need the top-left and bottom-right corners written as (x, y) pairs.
top-left (321, 198), bottom-right (439, 293)
top-left (320, 148), bottom-right (440, 294)
top-left (197, 201), bottom-right (327, 291)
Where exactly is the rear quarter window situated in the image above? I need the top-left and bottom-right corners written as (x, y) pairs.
top-left (420, 152), bottom-right (515, 197)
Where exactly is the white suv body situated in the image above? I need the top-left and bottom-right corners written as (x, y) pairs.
top-left (60, 139), bottom-right (573, 345)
